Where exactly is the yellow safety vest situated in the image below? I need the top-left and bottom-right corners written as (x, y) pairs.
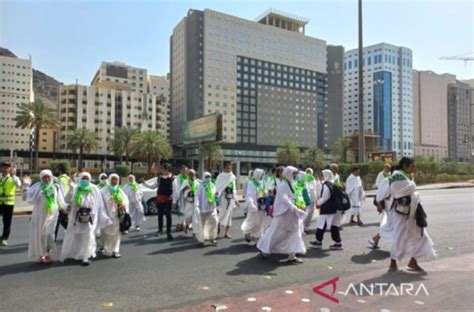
top-left (0, 176), bottom-right (17, 206)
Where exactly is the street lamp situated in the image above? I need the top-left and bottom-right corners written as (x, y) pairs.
top-left (357, 0), bottom-right (365, 163)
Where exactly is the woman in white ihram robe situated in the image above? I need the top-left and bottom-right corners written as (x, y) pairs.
top-left (215, 169), bottom-right (238, 238)
top-left (122, 174), bottom-right (146, 231)
top-left (25, 170), bottom-right (67, 263)
top-left (178, 170), bottom-right (200, 234)
top-left (241, 169), bottom-right (267, 243)
top-left (100, 174), bottom-right (129, 258)
top-left (387, 166), bottom-right (435, 272)
top-left (257, 166), bottom-right (307, 263)
top-left (60, 172), bottom-right (112, 266)
top-left (195, 172), bottom-right (218, 245)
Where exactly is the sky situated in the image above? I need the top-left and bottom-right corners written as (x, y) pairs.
top-left (1, 0), bottom-right (473, 84)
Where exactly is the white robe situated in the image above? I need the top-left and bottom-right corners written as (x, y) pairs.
top-left (100, 187), bottom-right (129, 255)
top-left (179, 179), bottom-right (200, 226)
top-left (195, 183), bottom-right (218, 243)
top-left (388, 172), bottom-right (435, 262)
top-left (60, 185), bottom-right (112, 262)
top-left (303, 179), bottom-right (319, 230)
top-left (241, 181), bottom-right (266, 240)
top-left (257, 180), bottom-right (306, 255)
top-left (346, 174), bottom-right (365, 216)
top-left (122, 184), bottom-right (146, 228)
top-left (174, 175), bottom-right (188, 223)
top-left (216, 173), bottom-right (237, 227)
top-left (315, 183), bottom-right (343, 230)
top-left (375, 177), bottom-right (395, 242)
top-left (26, 183), bottom-right (67, 260)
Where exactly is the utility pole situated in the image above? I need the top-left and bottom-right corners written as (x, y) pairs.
top-left (358, 0), bottom-right (365, 163)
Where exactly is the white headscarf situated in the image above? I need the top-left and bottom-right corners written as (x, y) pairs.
top-left (305, 168), bottom-right (314, 176)
top-left (322, 169), bottom-right (335, 183)
top-left (282, 166), bottom-right (298, 186)
top-left (297, 171), bottom-right (306, 181)
top-left (40, 169), bottom-right (53, 185)
top-left (253, 169), bottom-right (264, 180)
top-left (79, 172), bottom-right (92, 180)
top-left (108, 173), bottom-right (120, 186)
top-left (99, 173), bottom-right (107, 180)
top-left (203, 171), bottom-right (212, 179)
top-left (128, 174), bottom-right (136, 183)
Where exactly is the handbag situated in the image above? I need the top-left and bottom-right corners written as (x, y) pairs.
top-left (392, 196), bottom-right (411, 216)
top-left (75, 207), bottom-right (92, 225)
top-left (415, 203), bottom-right (427, 236)
top-left (118, 210), bottom-right (132, 232)
top-left (224, 186), bottom-right (234, 199)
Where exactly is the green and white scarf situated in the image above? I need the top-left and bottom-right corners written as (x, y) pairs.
top-left (74, 184), bottom-right (92, 206)
top-left (41, 182), bottom-right (58, 212)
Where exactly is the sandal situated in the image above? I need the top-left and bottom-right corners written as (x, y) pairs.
top-left (406, 265), bottom-right (425, 272)
top-left (43, 256), bottom-right (53, 264)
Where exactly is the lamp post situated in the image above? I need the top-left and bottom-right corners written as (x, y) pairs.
top-left (357, 0), bottom-right (365, 163)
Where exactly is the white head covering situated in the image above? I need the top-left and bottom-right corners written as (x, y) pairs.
top-left (40, 169), bottom-right (53, 185)
top-left (322, 169), bottom-right (335, 182)
top-left (128, 174), bottom-right (135, 182)
top-left (305, 168), bottom-right (314, 175)
top-left (297, 171), bottom-right (306, 181)
top-left (99, 173), bottom-right (108, 180)
top-left (253, 168), bottom-right (264, 180)
top-left (282, 166), bottom-right (298, 185)
top-left (79, 172), bottom-right (92, 180)
top-left (108, 173), bottom-right (120, 186)
top-left (203, 171), bottom-right (211, 179)
top-left (188, 169), bottom-right (196, 175)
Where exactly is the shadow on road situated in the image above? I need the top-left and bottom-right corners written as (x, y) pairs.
top-left (203, 243), bottom-right (257, 256)
top-left (350, 249), bottom-right (391, 264)
top-left (147, 240), bottom-right (201, 255)
top-left (227, 254), bottom-right (280, 276)
top-left (0, 243), bottom-right (28, 255)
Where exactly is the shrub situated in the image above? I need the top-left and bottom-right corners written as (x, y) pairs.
top-left (114, 164), bottom-right (130, 177)
top-left (50, 160), bottom-right (72, 175)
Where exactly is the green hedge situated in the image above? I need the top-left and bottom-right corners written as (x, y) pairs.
top-left (114, 165), bottom-right (130, 177)
top-left (50, 160), bottom-right (72, 175)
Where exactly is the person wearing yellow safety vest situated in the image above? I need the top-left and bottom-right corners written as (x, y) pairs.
top-left (0, 162), bottom-right (22, 246)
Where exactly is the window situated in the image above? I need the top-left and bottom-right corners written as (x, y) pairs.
top-left (368, 57), bottom-right (371, 65)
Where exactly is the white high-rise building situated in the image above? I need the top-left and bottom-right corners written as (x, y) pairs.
top-left (343, 43), bottom-right (414, 158)
top-left (91, 61), bottom-right (148, 94)
top-left (148, 74), bottom-right (170, 137)
top-left (0, 55), bottom-right (34, 152)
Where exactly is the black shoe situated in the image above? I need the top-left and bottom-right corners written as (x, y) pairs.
top-left (167, 234), bottom-right (174, 240)
top-left (210, 239), bottom-right (217, 246)
top-left (329, 243), bottom-right (343, 250)
top-left (156, 231), bottom-right (163, 237)
top-left (309, 241), bottom-right (322, 249)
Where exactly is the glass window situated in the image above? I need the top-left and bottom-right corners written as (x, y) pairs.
top-left (368, 57), bottom-right (371, 65)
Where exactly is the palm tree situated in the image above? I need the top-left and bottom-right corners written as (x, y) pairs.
top-left (131, 130), bottom-right (172, 174)
top-left (199, 142), bottom-right (223, 171)
top-left (331, 136), bottom-right (351, 163)
top-left (14, 99), bottom-right (60, 171)
top-left (302, 147), bottom-right (326, 170)
top-left (109, 127), bottom-right (139, 164)
top-left (276, 141), bottom-right (300, 165)
top-left (68, 128), bottom-right (100, 171)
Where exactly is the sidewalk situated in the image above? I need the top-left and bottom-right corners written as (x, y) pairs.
top-left (12, 180), bottom-right (474, 216)
top-left (163, 254), bottom-right (474, 312)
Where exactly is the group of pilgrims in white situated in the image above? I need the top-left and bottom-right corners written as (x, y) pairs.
top-left (23, 157), bottom-right (435, 271)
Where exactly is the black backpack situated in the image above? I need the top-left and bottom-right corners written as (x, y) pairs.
top-left (333, 187), bottom-right (351, 211)
top-left (118, 210), bottom-right (132, 232)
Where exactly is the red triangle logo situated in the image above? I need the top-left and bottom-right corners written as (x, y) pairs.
top-left (313, 277), bottom-right (339, 304)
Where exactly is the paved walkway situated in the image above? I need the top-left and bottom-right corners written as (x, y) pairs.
top-left (163, 254), bottom-right (474, 311)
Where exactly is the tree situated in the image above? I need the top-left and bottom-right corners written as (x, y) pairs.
top-left (331, 136), bottom-right (351, 163)
top-left (131, 130), bottom-right (172, 174)
top-left (68, 128), bottom-right (100, 171)
top-left (14, 99), bottom-right (60, 171)
top-left (302, 147), bottom-right (326, 170)
top-left (109, 126), bottom-right (140, 164)
top-left (199, 142), bottom-right (224, 172)
top-left (276, 141), bottom-right (300, 166)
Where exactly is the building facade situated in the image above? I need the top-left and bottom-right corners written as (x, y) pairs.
top-left (147, 74), bottom-right (171, 137)
top-left (448, 81), bottom-right (472, 162)
top-left (0, 55), bottom-right (34, 152)
top-left (58, 83), bottom-right (169, 167)
top-left (462, 79), bottom-right (474, 162)
top-left (326, 45), bottom-right (344, 149)
top-left (170, 9), bottom-right (327, 167)
top-left (413, 70), bottom-right (455, 160)
top-left (343, 43), bottom-right (413, 158)
top-left (91, 61), bottom-right (148, 94)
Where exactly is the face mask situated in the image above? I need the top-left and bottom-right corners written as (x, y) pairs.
top-left (110, 185), bottom-right (118, 191)
top-left (80, 180), bottom-right (90, 188)
top-left (205, 177), bottom-right (211, 182)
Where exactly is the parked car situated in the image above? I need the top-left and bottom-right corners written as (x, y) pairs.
top-left (140, 177), bottom-right (158, 215)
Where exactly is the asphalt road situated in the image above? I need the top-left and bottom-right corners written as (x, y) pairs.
top-left (0, 188), bottom-right (472, 312)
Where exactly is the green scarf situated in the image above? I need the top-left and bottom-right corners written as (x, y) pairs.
top-left (110, 185), bottom-right (124, 205)
top-left (129, 182), bottom-right (138, 192)
top-left (305, 174), bottom-right (315, 183)
top-left (333, 175), bottom-right (341, 188)
top-left (227, 181), bottom-right (234, 190)
top-left (383, 171), bottom-right (390, 178)
top-left (189, 179), bottom-right (197, 194)
top-left (400, 169), bottom-right (412, 180)
top-left (203, 181), bottom-right (215, 204)
top-left (178, 174), bottom-right (188, 184)
top-left (286, 178), bottom-right (306, 209)
top-left (251, 178), bottom-right (265, 197)
top-left (74, 184), bottom-right (92, 206)
top-left (41, 182), bottom-right (58, 212)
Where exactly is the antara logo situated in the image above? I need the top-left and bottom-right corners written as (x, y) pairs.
top-left (313, 277), bottom-right (430, 304)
